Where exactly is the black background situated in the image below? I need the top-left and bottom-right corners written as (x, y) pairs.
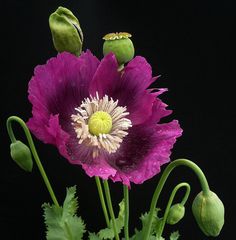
top-left (1, 0), bottom-right (235, 239)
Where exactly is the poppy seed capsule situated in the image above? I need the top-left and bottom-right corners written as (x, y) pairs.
top-left (10, 141), bottom-right (33, 172)
top-left (88, 111), bottom-right (113, 136)
top-left (167, 203), bottom-right (185, 225)
top-left (103, 32), bottom-right (135, 65)
top-left (192, 191), bottom-right (225, 237)
top-left (49, 6), bottom-right (83, 56)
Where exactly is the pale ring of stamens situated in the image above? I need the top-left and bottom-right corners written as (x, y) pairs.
top-left (71, 93), bottom-right (132, 158)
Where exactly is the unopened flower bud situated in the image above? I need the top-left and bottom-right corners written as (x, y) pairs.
top-left (10, 141), bottom-right (33, 172)
top-left (103, 32), bottom-right (135, 65)
top-left (49, 6), bottom-right (83, 56)
top-left (192, 191), bottom-right (224, 237)
top-left (167, 203), bottom-right (185, 225)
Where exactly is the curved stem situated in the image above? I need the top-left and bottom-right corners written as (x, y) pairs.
top-left (123, 185), bottom-right (129, 240)
top-left (180, 183), bottom-right (191, 206)
top-left (103, 180), bottom-right (120, 240)
top-left (6, 116), bottom-right (59, 207)
top-left (95, 176), bottom-right (110, 227)
top-left (7, 118), bottom-right (17, 143)
top-left (143, 158), bottom-right (210, 240)
top-left (157, 182), bottom-right (191, 238)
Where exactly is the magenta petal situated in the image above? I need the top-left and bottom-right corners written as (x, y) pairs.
top-left (123, 56), bottom-right (154, 89)
top-left (27, 51), bottom-right (99, 160)
top-left (90, 54), bottom-right (158, 125)
top-left (63, 133), bottom-right (117, 179)
top-left (89, 53), bottom-right (120, 96)
top-left (28, 51), bottom-right (99, 128)
top-left (146, 89), bottom-right (173, 124)
top-left (28, 114), bottom-right (70, 159)
top-left (81, 158), bottom-right (117, 179)
top-left (113, 56), bottom-right (156, 125)
top-left (110, 120), bottom-right (183, 186)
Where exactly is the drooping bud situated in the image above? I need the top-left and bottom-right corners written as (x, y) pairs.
top-left (167, 203), bottom-right (185, 225)
top-left (103, 32), bottom-right (135, 65)
top-left (10, 141), bottom-right (33, 172)
top-left (192, 191), bottom-right (224, 237)
top-left (49, 6), bottom-right (83, 56)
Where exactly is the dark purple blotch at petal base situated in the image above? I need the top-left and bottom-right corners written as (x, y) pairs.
top-left (108, 120), bottom-right (182, 186)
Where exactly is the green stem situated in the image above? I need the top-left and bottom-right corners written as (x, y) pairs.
top-left (143, 158), bottom-right (210, 240)
top-left (6, 116), bottom-right (59, 207)
top-left (157, 182), bottom-right (191, 238)
top-left (103, 180), bottom-right (120, 240)
top-left (95, 176), bottom-right (110, 227)
top-left (123, 185), bottom-right (129, 240)
top-left (118, 64), bottom-right (124, 72)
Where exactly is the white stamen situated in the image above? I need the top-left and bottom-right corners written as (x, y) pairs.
top-left (71, 93), bottom-right (132, 158)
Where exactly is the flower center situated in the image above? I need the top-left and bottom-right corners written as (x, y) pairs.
top-left (88, 111), bottom-right (112, 136)
top-left (71, 93), bottom-right (132, 158)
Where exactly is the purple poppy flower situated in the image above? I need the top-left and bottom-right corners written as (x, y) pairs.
top-left (27, 50), bottom-right (182, 186)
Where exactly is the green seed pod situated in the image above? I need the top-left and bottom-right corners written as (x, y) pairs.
top-left (103, 32), bottom-right (135, 65)
top-left (167, 203), bottom-right (185, 225)
top-left (49, 6), bottom-right (83, 56)
top-left (88, 111), bottom-right (112, 136)
top-left (10, 141), bottom-right (33, 172)
top-left (192, 191), bottom-right (225, 237)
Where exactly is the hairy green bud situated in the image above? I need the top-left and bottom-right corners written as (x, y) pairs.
top-left (103, 32), bottom-right (134, 65)
top-left (49, 6), bottom-right (83, 56)
top-left (10, 141), bottom-right (33, 172)
top-left (192, 191), bottom-right (225, 237)
top-left (167, 203), bottom-right (185, 225)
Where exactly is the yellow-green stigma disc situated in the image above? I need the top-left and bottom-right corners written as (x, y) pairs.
top-left (88, 111), bottom-right (112, 136)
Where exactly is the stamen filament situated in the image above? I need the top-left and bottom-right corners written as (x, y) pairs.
top-left (71, 94), bottom-right (132, 158)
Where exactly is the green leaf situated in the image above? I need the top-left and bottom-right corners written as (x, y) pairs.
top-left (96, 199), bottom-right (125, 239)
top-left (140, 208), bottom-right (162, 234)
top-left (43, 186), bottom-right (86, 240)
top-left (170, 231), bottom-right (180, 240)
top-left (88, 232), bottom-right (102, 240)
top-left (98, 228), bottom-right (114, 239)
top-left (130, 230), bottom-right (158, 240)
top-left (63, 186), bottom-right (79, 218)
top-left (130, 208), bottom-right (163, 240)
top-left (114, 199), bottom-right (125, 231)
